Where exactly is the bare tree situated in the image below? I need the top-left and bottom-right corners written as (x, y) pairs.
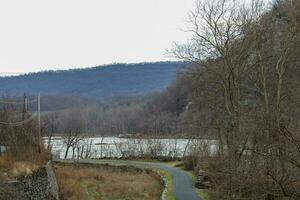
top-left (171, 0), bottom-right (300, 199)
top-left (62, 110), bottom-right (85, 159)
top-left (43, 112), bottom-right (58, 151)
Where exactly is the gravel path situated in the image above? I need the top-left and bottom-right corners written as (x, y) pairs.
top-left (54, 159), bottom-right (202, 200)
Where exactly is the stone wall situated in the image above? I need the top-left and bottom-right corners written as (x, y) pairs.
top-left (0, 161), bottom-right (59, 200)
top-left (160, 175), bottom-right (168, 200)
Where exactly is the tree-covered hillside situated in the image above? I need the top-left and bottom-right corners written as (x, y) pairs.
top-left (0, 62), bottom-right (184, 98)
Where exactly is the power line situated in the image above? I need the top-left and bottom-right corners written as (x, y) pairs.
top-left (0, 98), bottom-right (38, 105)
top-left (0, 113), bottom-right (37, 127)
top-left (0, 94), bottom-right (41, 127)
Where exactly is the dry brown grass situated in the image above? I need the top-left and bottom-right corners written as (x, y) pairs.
top-left (0, 149), bottom-right (52, 180)
top-left (55, 164), bottom-right (162, 200)
top-left (0, 155), bottom-right (38, 181)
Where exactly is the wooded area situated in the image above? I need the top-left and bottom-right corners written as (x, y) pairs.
top-left (170, 0), bottom-right (300, 199)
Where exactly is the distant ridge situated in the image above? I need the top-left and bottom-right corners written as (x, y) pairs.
top-left (0, 61), bottom-right (185, 99)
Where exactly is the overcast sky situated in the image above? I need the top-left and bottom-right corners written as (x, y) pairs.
top-left (0, 0), bottom-right (272, 75)
top-left (0, 0), bottom-right (197, 75)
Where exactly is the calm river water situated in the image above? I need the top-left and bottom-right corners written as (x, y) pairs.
top-left (44, 137), bottom-right (218, 159)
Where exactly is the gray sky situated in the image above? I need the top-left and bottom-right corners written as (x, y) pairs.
top-left (0, 0), bottom-right (272, 75)
top-left (0, 0), bottom-right (196, 74)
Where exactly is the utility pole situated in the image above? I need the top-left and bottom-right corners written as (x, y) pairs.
top-left (38, 93), bottom-right (41, 153)
top-left (38, 93), bottom-right (41, 135)
top-left (22, 93), bottom-right (28, 121)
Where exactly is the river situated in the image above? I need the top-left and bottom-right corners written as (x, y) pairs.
top-left (44, 136), bottom-right (218, 159)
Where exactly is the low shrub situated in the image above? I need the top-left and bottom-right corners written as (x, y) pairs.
top-left (183, 156), bottom-right (196, 171)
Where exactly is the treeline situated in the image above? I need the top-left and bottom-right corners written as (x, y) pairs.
top-left (0, 61), bottom-right (184, 98)
top-left (42, 73), bottom-right (212, 138)
top-left (42, 91), bottom-right (190, 137)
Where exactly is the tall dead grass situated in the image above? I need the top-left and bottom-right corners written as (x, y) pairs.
top-left (55, 164), bottom-right (162, 200)
top-left (0, 149), bottom-right (52, 179)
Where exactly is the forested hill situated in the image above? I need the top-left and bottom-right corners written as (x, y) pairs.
top-left (0, 62), bottom-right (185, 98)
